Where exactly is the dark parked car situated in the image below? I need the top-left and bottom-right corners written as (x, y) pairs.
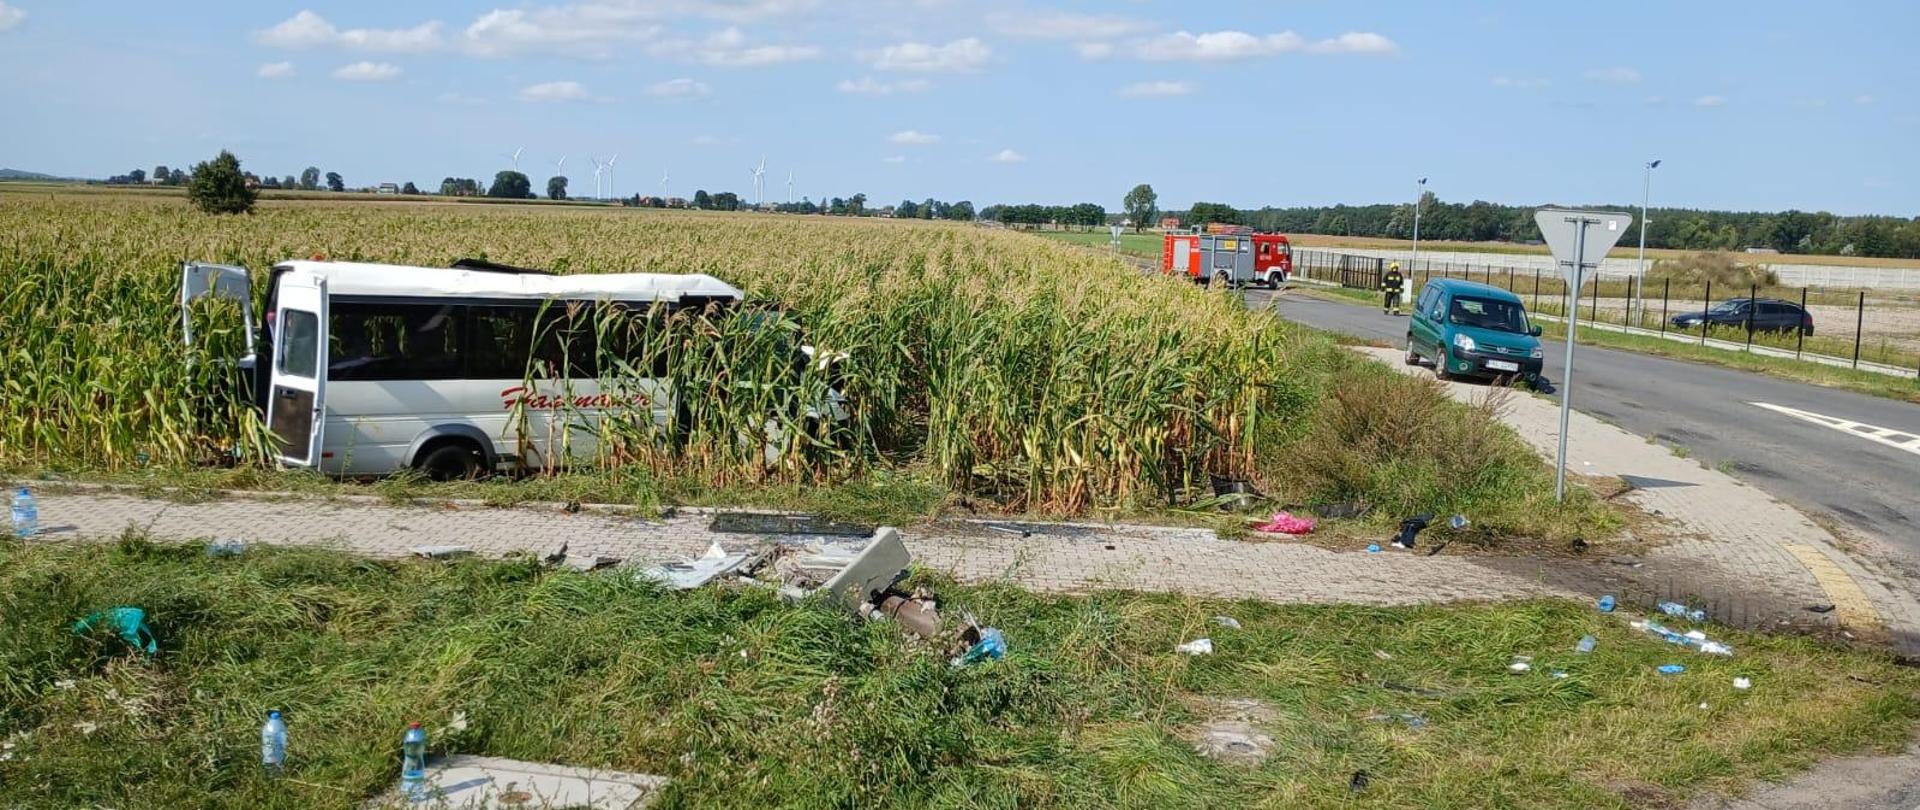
top-left (1670, 297), bottom-right (1813, 336)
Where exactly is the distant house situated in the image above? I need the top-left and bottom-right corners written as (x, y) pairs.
top-left (376, 183), bottom-right (400, 195)
top-left (1158, 216), bottom-right (1182, 229)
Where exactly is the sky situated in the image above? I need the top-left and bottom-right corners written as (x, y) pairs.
top-left (0, 1), bottom-right (1915, 215)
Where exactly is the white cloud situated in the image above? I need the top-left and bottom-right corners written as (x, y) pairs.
top-left (1491, 75), bottom-right (1549, 89)
top-left (518, 80), bottom-right (591, 102)
top-left (882, 155), bottom-right (907, 164)
top-left (1855, 94), bottom-right (1876, 105)
top-left (1694, 94), bottom-right (1727, 108)
top-left (456, 1), bottom-right (816, 57)
top-left (987, 10), bottom-right (1154, 40)
top-left (888, 130), bottom-right (940, 145)
top-left (1117, 80), bottom-right (1194, 98)
top-left (0, 1), bottom-right (26, 32)
top-left (257, 10), bottom-right (443, 51)
top-left (835, 76), bottom-right (931, 95)
top-left (988, 148), bottom-right (1025, 163)
top-left (1582, 66), bottom-right (1641, 83)
top-left (332, 61), bottom-right (403, 81)
top-left (870, 37), bottom-right (991, 72)
top-left (1305, 32), bottom-right (1397, 55)
top-left (645, 77), bottom-right (711, 97)
top-left (1076, 42), bottom-right (1114, 59)
top-left (257, 61), bottom-right (296, 79)
top-left (1127, 29), bottom-right (1396, 61)
top-left (650, 26), bottom-right (818, 66)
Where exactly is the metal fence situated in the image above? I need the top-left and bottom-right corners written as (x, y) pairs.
top-left (1291, 248), bottom-right (1920, 380)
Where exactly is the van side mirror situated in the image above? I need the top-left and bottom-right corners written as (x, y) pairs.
top-left (1528, 325), bottom-right (1543, 337)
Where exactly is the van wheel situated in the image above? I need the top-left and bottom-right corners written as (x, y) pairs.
top-left (1404, 335), bottom-right (1421, 366)
top-left (1212, 270), bottom-right (1231, 289)
top-left (416, 441), bottom-right (484, 482)
top-left (1433, 350), bottom-right (1454, 381)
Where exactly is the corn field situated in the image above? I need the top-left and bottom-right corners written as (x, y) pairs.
top-left (0, 191), bottom-right (1343, 512)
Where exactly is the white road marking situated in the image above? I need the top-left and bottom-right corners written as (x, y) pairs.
top-left (1750, 402), bottom-right (1920, 457)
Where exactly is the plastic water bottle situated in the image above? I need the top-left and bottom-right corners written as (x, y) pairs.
top-left (1657, 601), bottom-right (1707, 622)
top-left (1575, 635), bottom-right (1597, 654)
top-left (401, 723), bottom-right (428, 800)
top-left (10, 486), bottom-right (38, 539)
top-left (1596, 595), bottom-right (1615, 613)
top-left (260, 711), bottom-right (287, 776)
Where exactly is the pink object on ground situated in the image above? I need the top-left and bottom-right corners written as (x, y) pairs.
top-left (1252, 511), bottom-right (1316, 535)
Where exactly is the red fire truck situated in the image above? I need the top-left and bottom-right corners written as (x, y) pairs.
top-left (1161, 232), bottom-right (1293, 288)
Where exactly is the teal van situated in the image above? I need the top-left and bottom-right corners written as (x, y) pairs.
top-left (1404, 279), bottom-right (1544, 381)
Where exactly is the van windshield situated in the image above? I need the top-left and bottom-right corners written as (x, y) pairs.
top-left (1448, 296), bottom-right (1529, 334)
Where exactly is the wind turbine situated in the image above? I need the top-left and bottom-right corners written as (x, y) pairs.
top-left (660, 169), bottom-right (669, 200)
top-left (786, 171), bottom-right (795, 203)
top-left (750, 155), bottom-right (766, 208)
top-left (590, 157), bottom-right (606, 199)
top-left (504, 146), bottom-right (524, 172)
top-left (605, 153), bottom-right (618, 200)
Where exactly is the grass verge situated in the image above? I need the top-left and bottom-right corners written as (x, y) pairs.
top-left (2, 539), bottom-right (1915, 808)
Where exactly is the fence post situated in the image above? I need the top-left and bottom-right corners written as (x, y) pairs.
top-left (1532, 269), bottom-right (1541, 312)
top-left (1701, 280), bottom-right (1711, 344)
top-left (1507, 266), bottom-right (1514, 294)
top-left (1853, 290), bottom-right (1865, 369)
top-left (1660, 278), bottom-right (1669, 335)
top-left (1745, 283), bottom-right (1756, 352)
top-left (1796, 287), bottom-right (1807, 359)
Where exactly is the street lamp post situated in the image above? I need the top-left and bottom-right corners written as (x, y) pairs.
top-left (1410, 177), bottom-right (1428, 271)
top-left (1637, 160), bottom-right (1661, 321)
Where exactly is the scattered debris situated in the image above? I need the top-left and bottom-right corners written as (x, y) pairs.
top-left (1697, 702), bottom-right (1710, 710)
top-left (52, 679), bottom-right (75, 691)
top-left (560, 554), bottom-right (622, 572)
top-left (1447, 514), bottom-right (1469, 531)
top-left (1378, 680), bottom-right (1450, 698)
top-left (365, 755), bottom-right (668, 809)
top-left (1507, 655), bottom-right (1533, 673)
top-left (1366, 544), bottom-right (1381, 554)
top-left (72, 721), bottom-right (98, 737)
top-left (1630, 619), bottom-right (1734, 656)
top-left (1658, 664), bottom-right (1686, 675)
top-left (812, 528), bottom-right (911, 611)
top-left (205, 540), bottom-right (247, 557)
top-left (542, 542), bottom-right (569, 566)
top-left (1251, 511), bottom-right (1315, 535)
top-left (1312, 501), bottom-right (1370, 520)
top-left (1806, 603), bottom-right (1836, 614)
top-left (1550, 671), bottom-right (1569, 679)
top-left (1733, 677), bottom-right (1752, 690)
top-left (952, 628), bottom-right (1006, 667)
top-left (1213, 616), bottom-right (1242, 630)
top-left (983, 524), bottom-right (1031, 537)
top-left (1191, 721), bottom-right (1274, 766)
top-left (1576, 635), bottom-right (1597, 654)
top-left (1569, 537), bottom-right (1590, 553)
top-left (409, 545), bottom-right (472, 560)
top-left (1365, 712), bottom-right (1427, 729)
top-left (1656, 601), bottom-right (1708, 622)
top-left (1348, 769), bottom-right (1371, 792)
top-left (1596, 595), bottom-right (1616, 612)
top-left (872, 595), bottom-right (941, 639)
top-left (72, 606), bottom-right (157, 655)
top-left (1176, 638), bottom-right (1215, 656)
top-left (1373, 649), bottom-right (1393, 660)
top-left (1391, 514), bottom-right (1433, 549)
top-left (636, 543), bottom-right (753, 590)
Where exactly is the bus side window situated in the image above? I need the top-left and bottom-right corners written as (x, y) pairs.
top-left (467, 305), bottom-right (535, 380)
top-left (329, 300), bottom-right (463, 381)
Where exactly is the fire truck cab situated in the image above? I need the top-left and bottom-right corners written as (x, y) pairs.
top-left (1161, 231), bottom-right (1292, 289)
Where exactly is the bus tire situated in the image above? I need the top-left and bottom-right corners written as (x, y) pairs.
top-left (415, 439), bottom-right (485, 482)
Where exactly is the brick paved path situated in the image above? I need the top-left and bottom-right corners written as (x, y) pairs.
top-left (26, 490), bottom-right (1569, 607)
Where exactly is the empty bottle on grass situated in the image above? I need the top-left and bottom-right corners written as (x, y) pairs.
top-left (1575, 635), bottom-right (1596, 654)
top-left (1657, 602), bottom-right (1707, 622)
top-left (11, 486), bottom-right (38, 539)
top-left (260, 711), bottom-right (287, 776)
top-left (401, 723), bottom-right (428, 800)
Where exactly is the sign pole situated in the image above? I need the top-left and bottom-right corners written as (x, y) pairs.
top-left (1554, 217), bottom-right (1589, 501)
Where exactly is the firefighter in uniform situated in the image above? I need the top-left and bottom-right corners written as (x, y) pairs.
top-left (1380, 262), bottom-right (1405, 315)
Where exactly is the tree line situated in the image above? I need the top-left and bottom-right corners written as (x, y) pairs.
top-left (1167, 193), bottom-right (1920, 259)
top-left (980, 202), bottom-right (1108, 229)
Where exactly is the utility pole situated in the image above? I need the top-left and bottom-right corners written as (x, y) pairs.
top-left (1411, 177), bottom-right (1428, 270)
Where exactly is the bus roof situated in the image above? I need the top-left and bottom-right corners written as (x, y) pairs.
top-left (274, 260), bottom-right (745, 303)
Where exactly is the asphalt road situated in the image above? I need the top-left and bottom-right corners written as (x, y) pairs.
top-left (1255, 287), bottom-right (1920, 555)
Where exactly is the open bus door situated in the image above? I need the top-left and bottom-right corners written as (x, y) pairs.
top-left (180, 262), bottom-right (257, 363)
top-left (266, 273), bottom-right (327, 466)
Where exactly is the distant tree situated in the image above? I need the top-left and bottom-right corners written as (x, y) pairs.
top-left (281, 175), bottom-right (297, 189)
top-left (921, 198), bottom-right (939, 220)
top-left (439, 177), bottom-right (484, 196)
top-left (167, 168), bottom-right (188, 185)
top-left (299, 167), bottom-right (321, 190)
top-left (546, 176), bottom-right (568, 200)
top-left (712, 191), bottom-right (740, 211)
top-left (948, 200), bottom-right (975, 221)
top-left (128, 168), bottom-right (147, 184)
top-left (1187, 201), bottom-right (1238, 226)
top-left (896, 199), bottom-right (919, 219)
top-left (486, 171), bottom-right (532, 199)
top-left (828, 197), bottom-right (847, 215)
top-left (849, 193), bottom-right (867, 216)
top-left (324, 171), bottom-right (344, 192)
top-left (153, 165), bottom-right (169, 184)
top-left (401, 181), bottom-right (419, 195)
top-left (187, 150), bottom-right (257, 215)
top-left (693, 189), bottom-right (711, 209)
top-left (1123, 184), bottom-right (1158, 232)
top-left (261, 177), bottom-right (282, 189)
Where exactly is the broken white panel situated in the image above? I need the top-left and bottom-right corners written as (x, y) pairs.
top-left (364, 754), bottom-right (667, 809)
top-left (635, 543), bottom-right (751, 590)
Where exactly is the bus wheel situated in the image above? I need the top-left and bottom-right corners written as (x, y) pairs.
top-left (416, 441), bottom-right (484, 482)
